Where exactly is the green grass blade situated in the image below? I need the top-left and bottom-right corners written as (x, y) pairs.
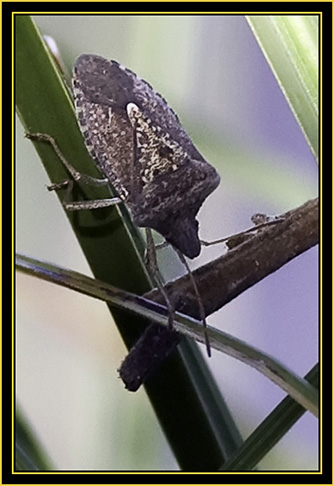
top-left (247, 15), bottom-right (319, 161)
top-left (219, 364), bottom-right (319, 471)
top-left (15, 15), bottom-right (242, 470)
top-left (16, 253), bottom-right (319, 417)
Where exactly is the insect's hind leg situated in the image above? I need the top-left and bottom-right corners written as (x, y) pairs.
top-left (25, 132), bottom-right (122, 211)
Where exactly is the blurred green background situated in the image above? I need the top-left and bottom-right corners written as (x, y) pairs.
top-left (16, 15), bottom-right (318, 470)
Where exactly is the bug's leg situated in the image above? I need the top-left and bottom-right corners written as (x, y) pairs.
top-left (175, 250), bottom-right (211, 357)
top-left (25, 132), bottom-right (122, 211)
top-left (152, 238), bottom-right (211, 355)
top-left (200, 216), bottom-right (285, 249)
top-left (154, 240), bottom-right (170, 251)
top-left (26, 132), bottom-right (108, 185)
top-left (49, 179), bottom-right (121, 211)
top-left (145, 228), bottom-right (174, 329)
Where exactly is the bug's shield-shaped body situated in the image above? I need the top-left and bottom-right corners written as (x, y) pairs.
top-left (72, 54), bottom-right (220, 258)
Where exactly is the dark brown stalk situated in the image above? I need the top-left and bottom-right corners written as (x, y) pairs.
top-left (119, 197), bottom-right (319, 390)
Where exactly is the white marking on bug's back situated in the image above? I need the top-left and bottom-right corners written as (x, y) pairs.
top-left (126, 102), bottom-right (140, 115)
top-left (108, 107), bottom-right (113, 126)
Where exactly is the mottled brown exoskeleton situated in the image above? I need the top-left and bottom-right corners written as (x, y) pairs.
top-left (72, 54), bottom-right (220, 259)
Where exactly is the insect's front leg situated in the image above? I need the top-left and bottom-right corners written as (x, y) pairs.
top-left (25, 132), bottom-right (122, 211)
top-left (47, 179), bottom-right (122, 212)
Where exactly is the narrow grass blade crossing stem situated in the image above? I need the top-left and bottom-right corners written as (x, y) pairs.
top-left (16, 253), bottom-right (319, 417)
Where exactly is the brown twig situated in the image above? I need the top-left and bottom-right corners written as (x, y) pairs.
top-left (119, 197), bottom-right (319, 390)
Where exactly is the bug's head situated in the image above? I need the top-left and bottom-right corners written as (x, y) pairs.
top-left (157, 214), bottom-right (201, 259)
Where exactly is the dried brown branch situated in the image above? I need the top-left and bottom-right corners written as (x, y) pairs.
top-left (147, 197), bottom-right (319, 316)
top-left (119, 197), bottom-right (319, 390)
